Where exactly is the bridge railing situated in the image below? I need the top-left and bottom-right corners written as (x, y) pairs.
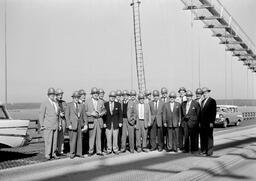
top-left (242, 112), bottom-right (256, 121)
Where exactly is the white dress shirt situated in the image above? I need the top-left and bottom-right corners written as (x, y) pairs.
top-left (138, 103), bottom-right (144, 119)
top-left (49, 98), bottom-right (58, 113)
top-left (203, 97), bottom-right (209, 108)
top-left (170, 102), bottom-right (174, 112)
top-left (109, 101), bottom-right (114, 114)
top-left (186, 100), bottom-right (192, 114)
top-left (92, 98), bottom-right (98, 111)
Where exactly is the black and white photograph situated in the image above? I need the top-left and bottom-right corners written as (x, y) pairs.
top-left (0, 0), bottom-right (256, 180)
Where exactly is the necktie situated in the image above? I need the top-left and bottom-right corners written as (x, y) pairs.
top-left (76, 103), bottom-right (79, 113)
top-left (111, 102), bottom-right (114, 114)
top-left (154, 101), bottom-right (157, 112)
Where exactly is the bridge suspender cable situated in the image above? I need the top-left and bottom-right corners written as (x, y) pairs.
top-left (190, 0), bottom-right (194, 90)
top-left (4, 0), bottom-right (8, 105)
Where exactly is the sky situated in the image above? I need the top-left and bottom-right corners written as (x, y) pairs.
top-left (0, 0), bottom-right (255, 103)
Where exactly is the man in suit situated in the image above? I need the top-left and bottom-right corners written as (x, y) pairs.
top-left (176, 87), bottom-right (187, 151)
top-left (126, 90), bottom-right (137, 153)
top-left (85, 87), bottom-right (106, 156)
top-left (135, 93), bottom-right (151, 152)
top-left (181, 90), bottom-right (200, 153)
top-left (163, 92), bottom-right (182, 152)
top-left (39, 88), bottom-right (60, 160)
top-left (65, 91), bottom-right (88, 159)
top-left (98, 88), bottom-right (107, 153)
top-left (149, 90), bottom-right (164, 152)
top-left (115, 89), bottom-right (123, 151)
top-left (200, 87), bottom-right (217, 156)
top-left (195, 88), bottom-right (203, 152)
top-left (121, 90), bottom-right (134, 153)
top-left (55, 88), bottom-right (67, 155)
top-left (161, 87), bottom-right (168, 150)
top-left (78, 89), bottom-right (89, 155)
top-left (104, 91), bottom-right (123, 154)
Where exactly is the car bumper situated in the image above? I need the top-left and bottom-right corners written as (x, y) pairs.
top-left (215, 118), bottom-right (225, 125)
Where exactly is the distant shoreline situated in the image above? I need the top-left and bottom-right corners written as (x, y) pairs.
top-left (4, 99), bottom-right (256, 110)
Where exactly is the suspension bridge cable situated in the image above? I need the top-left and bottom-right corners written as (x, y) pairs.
top-left (130, 30), bottom-right (134, 90)
top-left (197, 21), bottom-right (201, 88)
top-left (190, 0), bottom-right (194, 90)
top-left (4, 0), bottom-right (8, 104)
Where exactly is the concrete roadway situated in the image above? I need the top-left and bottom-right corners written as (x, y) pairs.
top-left (1, 119), bottom-right (256, 181)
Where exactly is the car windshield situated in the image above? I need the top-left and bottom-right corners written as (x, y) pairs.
top-left (0, 106), bottom-right (8, 119)
top-left (217, 107), bottom-right (227, 112)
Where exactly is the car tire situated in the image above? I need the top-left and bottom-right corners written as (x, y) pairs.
top-left (223, 120), bottom-right (228, 128)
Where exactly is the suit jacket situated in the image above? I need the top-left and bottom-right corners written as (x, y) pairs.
top-left (163, 102), bottom-right (181, 127)
top-left (65, 101), bottom-right (87, 130)
top-left (200, 97), bottom-right (217, 127)
top-left (84, 98), bottom-right (106, 129)
top-left (181, 100), bottom-right (200, 128)
top-left (104, 101), bottom-right (123, 129)
top-left (127, 100), bottom-right (138, 126)
top-left (57, 100), bottom-right (67, 130)
top-left (149, 99), bottom-right (164, 127)
top-left (135, 102), bottom-right (151, 129)
top-left (39, 99), bottom-right (59, 130)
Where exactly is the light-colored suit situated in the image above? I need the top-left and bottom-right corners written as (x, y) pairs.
top-left (135, 102), bottom-right (151, 149)
top-left (85, 98), bottom-right (106, 154)
top-left (163, 102), bottom-right (182, 150)
top-left (39, 98), bottom-right (59, 158)
top-left (65, 102), bottom-right (87, 156)
top-left (149, 99), bottom-right (164, 149)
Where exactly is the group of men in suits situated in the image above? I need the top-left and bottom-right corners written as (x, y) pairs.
top-left (39, 86), bottom-right (216, 160)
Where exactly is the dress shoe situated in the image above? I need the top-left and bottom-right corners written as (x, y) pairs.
top-left (52, 155), bottom-right (60, 159)
top-left (142, 148), bottom-right (149, 152)
top-left (206, 153), bottom-right (213, 157)
top-left (158, 148), bottom-right (163, 152)
top-left (76, 155), bottom-right (85, 158)
top-left (137, 148), bottom-right (142, 153)
top-left (114, 151), bottom-right (119, 155)
top-left (130, 150), bottom-right (135, 153)
top-left (70, 154), bottom-right (75, 159)
top-left (150, 148), bottom-right (157, 151)
top-left (88, 153), bottom-right (94, 157)
top-left (120, 149), bottom-right (126, 153)
top-left (97, 152), bottom-right (104, 156)
top-left (106, 151), bottom-right (112, 155)
top-left (166, 149), bottom-right (171, 152)
top-left (182, 150), bottom-right (189, 153)
top-left (45, 156), bottom-right (51, 160)
top-left (173, 149), bottom-right (178, 153)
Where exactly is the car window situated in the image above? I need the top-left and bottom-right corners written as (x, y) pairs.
top-left (0, 107), bottom-right (8, 119)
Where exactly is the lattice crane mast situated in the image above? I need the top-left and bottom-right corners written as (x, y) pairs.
top-left (130, 0), bottom-right (147, 92)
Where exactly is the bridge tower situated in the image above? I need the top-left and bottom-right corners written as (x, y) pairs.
top-left (130, 0), bottom-right (146, 92)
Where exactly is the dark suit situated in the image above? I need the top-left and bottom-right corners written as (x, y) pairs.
top-left (104, 101), bottom-right (122, 152)
top-left (65, 102), bottom-right (87, 157)
top-left (181, 100), bottom-right (200, 152)
top-left (163, 102), bottom-right (181, 150)
top-left (56, 99), bottom-right (67, 154)
top-left (126, 100), bottom-right (138, 152)
top-left (200, 97), bottom-right (217, 155)
top-left (149, 100), bottom-right (164, 150)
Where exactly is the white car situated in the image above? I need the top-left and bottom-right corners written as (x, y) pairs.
top-left (215, 105), bottom-right (243, 128)
top-left (0, 103), bottom-right (30, 148)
